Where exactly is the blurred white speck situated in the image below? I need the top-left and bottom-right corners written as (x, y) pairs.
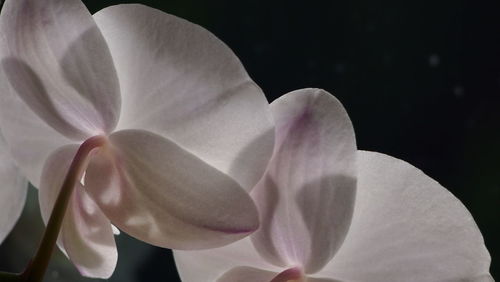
top-left (51, 270), bottom-right (59, 279)
top-left (429, 54), bottom-right (440, 67)
top-left (453, 85), bottom-right (465, 97)
top-left (112, 224), bottom-right (121, 235)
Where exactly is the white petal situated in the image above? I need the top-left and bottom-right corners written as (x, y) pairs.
top-left (306, 278), bottom-right (340, 282)
top-left (212, 267), bottom-right (336, 282)
top-left (93, 4), bottom-right (274, 191)
top-left (251, 89), bottom-right (357, 273)
top-left (318, 151), bottom-right (492, 282)
top-left (218, 267), bottom-right (343, 282)
top-left (0, 0), bottom-right (120, 141)
top-left (0, 134), bottom-right (27, 243)
top-left (85, 129), bottom-right (259, 250)
top-left (174, 238), bottom-right (280, 282)
top-left (39, 145), bottom-right (117, 278)
top-left (219, 267), bottom-right (341, 282)
top-left (0, 101), bottom-right (70, 187)
top-left (217, 267), bottom-right (280, 282)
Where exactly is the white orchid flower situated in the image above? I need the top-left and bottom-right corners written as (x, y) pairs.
top-left (0, 131), bottom-right (28, 245)
top-left (0, 0), bottom-right (274, 278)
top-left (174, 89), bottom-right (493, 282)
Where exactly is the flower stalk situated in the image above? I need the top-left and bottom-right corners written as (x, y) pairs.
top-left (0, 136), bottom-right (106, 282)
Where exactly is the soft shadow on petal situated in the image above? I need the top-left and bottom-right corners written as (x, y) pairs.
top-left (296, 175), bottom-right (356, 274)
top-left (0, 133), bottom-right (27, 244)
top-left (174, 238), bottom-right (278, 282)
top-left (251, 89), bottom-right (357, 273)
top-left (1, 58), bottom-right (87, 139)
top-left (59, 26), bottom-right (120, 135)
top-left (94, 4), bottom-right (274, 190)
top-left (85, 129), bottom-right (259, 250)
top-left (0, 59), bottom-right (72, 187)
top-left (249, 175), bottom-right (285, 268)
top-left (228, 127), bottom-right (275, 191)
top-left (319, 151), bottom-right (492, 282)
top-left (0, 0), bottom-right (120, 140)
top-left (39, 145), bottom-right (117, 278)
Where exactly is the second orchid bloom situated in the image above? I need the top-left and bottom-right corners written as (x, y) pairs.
top-left (175, 89), bottom-right (492, 282)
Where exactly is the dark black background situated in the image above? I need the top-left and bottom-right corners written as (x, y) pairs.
top-left (0, 0), bottom-right (498, 281)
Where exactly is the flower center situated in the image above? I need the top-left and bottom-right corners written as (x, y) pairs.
top-left (270, 267), bottom-right (305, 282)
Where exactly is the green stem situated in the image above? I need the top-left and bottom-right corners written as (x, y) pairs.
top-left (2, 136), bottom-right (107, 282)
top-left (0, 272), bottom-right (23, 282)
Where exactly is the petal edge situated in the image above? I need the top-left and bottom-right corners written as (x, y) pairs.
top-left (319, 151), bottom-right (492, 282)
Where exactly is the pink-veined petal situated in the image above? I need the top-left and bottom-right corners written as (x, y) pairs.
top-left (251, 89), bottom-right (357, 273)
top-left (85, 129), bottom-right (259, 250)
top-left (0, 0), bottom-right (120, 141)
top-left (93, 4), bottom-right (274, 191)
top-left (318, 151), bottom-right (492, 282)
top-left (0, 133), bottom-right (27, 243)
top-left (174, 238), bottom-right (280, 282)
top-left (39, 145), bottom-right (117, 278)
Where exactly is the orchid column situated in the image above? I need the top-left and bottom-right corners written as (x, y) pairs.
top-left (0, 0), bottom-right (274, 280)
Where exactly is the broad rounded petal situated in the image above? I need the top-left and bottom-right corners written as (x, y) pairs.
top-left (0, 0), bottom-right (120, 141)
top-left (174, 238), bottom-right (280, 282)
top-left (94, 5), bottom-right (274, 191)
top-left (251, 89), bottom-right (357, 273)
top-left (318, 151), bottom-right (492, 282)
top-left (0, 134), bottom-right (27, 243)
top-left (39, 145), bottom-right (117, 278)
top-left (85, 129), bottom-right (259, 249)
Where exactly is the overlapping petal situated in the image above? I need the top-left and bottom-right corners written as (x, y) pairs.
top-left (251, 89), bottom-right (357, 273)
top-left (174, 238), bottom-right (279, 282)
top-left (39, 145), bottom-right (117, 278)
top-left (84, 129), bottom-right (259, 250)
top-left (0, 0), bottom-right (121, 186)
top-left (93, 4), bottom-right (274, 190)
top-left (174, 88), bottom-right (492, 281)
top-left (319, 151), bottom-right (492, 282)
top-left (0, 133), bottom-right (27, 243)
top-left (0, 97), bottom-right (71, 187)
top-left (217, 267), bottom-right (339, 282)
top-left (0, 0), bottom-right (278, 278)
top-left (217, 267), bottom-right (280, 282)
top-left (175, 242), bottom-right (339, 282)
